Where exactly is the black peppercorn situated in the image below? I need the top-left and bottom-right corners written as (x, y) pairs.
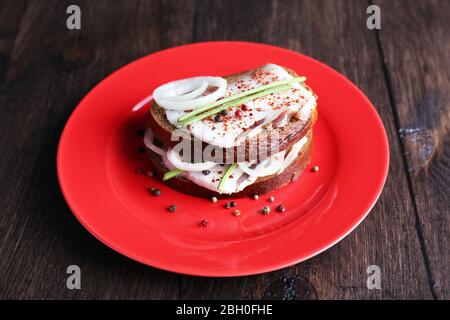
top-left (149, 187), bottom-right (161, 196)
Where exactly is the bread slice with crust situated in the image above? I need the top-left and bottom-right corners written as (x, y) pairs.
top-left (148, 67), bottom-right (317, 163)
top-left (145, 131), bottom-right (313, 198)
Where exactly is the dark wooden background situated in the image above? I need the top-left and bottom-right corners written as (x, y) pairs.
top-left (0, 0), bottom-right (448, 300)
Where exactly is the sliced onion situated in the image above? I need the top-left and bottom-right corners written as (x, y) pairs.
top-left (168, 81), bottom-right (208, 101)
top-left (238, 151), bottom-right (285, 177)
top-left (166, 148), bottom-right (217, 171)
top-left (143, 128), bottom-right (166, 156)
top-left (162, 153), bottom-right (176, 171)
top-left (153, 76), bottom-right (227, 111)
top-left (132, 94), bottom-right (153, 112)
top-left (279, 136), bottom-right (308, 173)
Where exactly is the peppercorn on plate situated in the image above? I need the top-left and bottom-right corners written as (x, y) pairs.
top-left (57, 42), bottom-right (389, 276)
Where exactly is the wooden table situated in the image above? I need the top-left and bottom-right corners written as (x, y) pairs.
top-left (0, 0), bottom-right (448, 300)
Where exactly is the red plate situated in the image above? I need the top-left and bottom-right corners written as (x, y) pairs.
top-left (57, 42), bottom-right (389, 277)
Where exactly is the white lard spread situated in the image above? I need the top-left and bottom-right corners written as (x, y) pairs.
top-left (165, 64), bottom-right (316, 148)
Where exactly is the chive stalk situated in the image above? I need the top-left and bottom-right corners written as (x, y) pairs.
top-left (217, 163), bottom-right (238, 192)
top-left (177, 76), bottom-right (306, 123)
top-left (163, 168), bottom-right (183, 181)
top-left (179, 84), bottom-right (293, 127)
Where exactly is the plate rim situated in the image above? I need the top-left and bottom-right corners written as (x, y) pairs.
top-left (57, 41), bottom-right (390, 277)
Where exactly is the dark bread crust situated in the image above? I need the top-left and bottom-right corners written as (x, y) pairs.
top-left (146, 131), bottom-right (313, 198)
top-left (148, 67), bottom-right (317, 163)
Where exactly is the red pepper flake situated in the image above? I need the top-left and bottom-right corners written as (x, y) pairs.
top-left (241, 104), bottom-right (249, 111)
top-left (199, 219), bottom-right (209, 227)
top-left (235, 109), bottom-right (243, 119)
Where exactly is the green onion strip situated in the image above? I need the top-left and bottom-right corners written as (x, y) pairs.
top-left (178, 76), bottom-right (306, 126)
top-left (217, 163), bottom-right (238, 192)
top-left (163, 168), bottom-right (183, 181)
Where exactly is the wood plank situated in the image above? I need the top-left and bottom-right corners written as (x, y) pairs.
top-left (375, 0), bottom-right (450, 299)
top-left (0, 1), bottom-right (27, 84)
top-left (178, 0), bottom-right (433, 299)
top-left (0, 0), bottom-right (194, 299)
top-left (0, 0), bottom-right (442, 300)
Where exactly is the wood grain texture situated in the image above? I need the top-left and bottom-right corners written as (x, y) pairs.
top-left (0, 0), bottom-right (194, 299)
top-left (375, 0), bottom-right (450, 299)
top-left (0, 0), bottom-right (447, 299)
top-left (182, 0), bottom-right (433, 300)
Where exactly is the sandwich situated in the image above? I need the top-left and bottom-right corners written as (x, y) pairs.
top-left (143, 63), bottom-right (318, 198)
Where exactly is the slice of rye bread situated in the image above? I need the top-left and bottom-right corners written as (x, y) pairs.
top-left (145, 130), bottom-right (313, 198)
top-left (148, 67), bottom-right (318, 163)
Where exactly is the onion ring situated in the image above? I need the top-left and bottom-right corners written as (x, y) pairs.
top-left (143, 128), bottom-right (166, 156)
top-left (166, 148), bottom-right (217, 171)
top-left (167, 81), bottom-right (208, 101)
top-left (132, 94), bottom-right (153, 112)
top-left (238, 152), bottom-right (286, 177)
top-left (279, 136), bottom-right (308, 173)
top-left (153, 76), bottom-right (227, 111)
